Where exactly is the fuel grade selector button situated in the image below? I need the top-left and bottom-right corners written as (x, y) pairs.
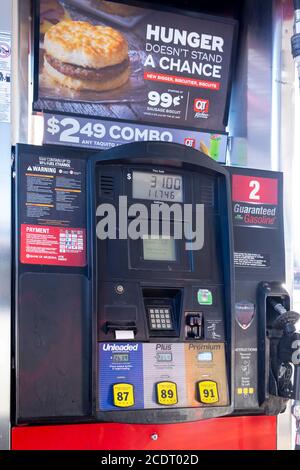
top-left (197, 289), bottom-right (213, 306)
top-left (113, 383), bottom-right (135, 408)
top-left (156, 382), bottom-right (178, 406)
top-left (197, 381), bottom-right (219, 404)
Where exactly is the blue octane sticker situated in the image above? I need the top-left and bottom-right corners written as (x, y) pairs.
top-left (98, 343), bottom-right (144, 411)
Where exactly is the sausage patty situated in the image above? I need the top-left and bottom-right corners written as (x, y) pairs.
top-left (45, 53), bottom-right (130, 81)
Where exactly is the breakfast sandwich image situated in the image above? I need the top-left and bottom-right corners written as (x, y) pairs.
top-left (43, 20), bottom-right (130, 92)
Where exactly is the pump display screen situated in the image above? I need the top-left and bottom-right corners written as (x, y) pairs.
top-left (133, 172), bottom-right (183, 202)
top-left (198, 352), bottom-right (213, 362)
top-left (143, 238), bottom-right (176, 262)
top-left (112, 353), bottom-right (130, 363)
top-left (156, 353), bottom-right (173, 362)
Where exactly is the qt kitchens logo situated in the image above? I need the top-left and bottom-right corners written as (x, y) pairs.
top-left (194, 98), bottom-right (210, 119)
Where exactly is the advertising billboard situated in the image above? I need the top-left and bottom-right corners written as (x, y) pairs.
top-left (34, 0), bottom-right (237, 133)
top-left (43, 112), bottom-right (228, 162)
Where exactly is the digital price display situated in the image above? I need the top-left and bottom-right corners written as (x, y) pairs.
top-left (197, 352), bottom-right (213, 362)
top-left (156, 353), bottom-right (173, 362)
top-left (133, 172), bottom-right (183, 202)
top-left (112, 353), bottom-right (130, 363)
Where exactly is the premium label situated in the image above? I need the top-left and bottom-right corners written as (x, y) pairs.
top-left (185, 343), bottom-right (229, 407)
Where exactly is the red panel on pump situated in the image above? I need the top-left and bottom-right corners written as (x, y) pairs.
top-left (12, 416), bottom-right (277, 450)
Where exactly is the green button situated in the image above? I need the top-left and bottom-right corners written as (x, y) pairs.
top-left (197, 289), bottom-right (213, 306)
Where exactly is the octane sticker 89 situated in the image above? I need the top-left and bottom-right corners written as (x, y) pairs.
top-left (156, 382), bottom-right (178, 406)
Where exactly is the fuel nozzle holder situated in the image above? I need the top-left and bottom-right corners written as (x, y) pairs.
top-left (268, 298), bottom-right (300, 333)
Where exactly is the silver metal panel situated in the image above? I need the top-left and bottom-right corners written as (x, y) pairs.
top-left (228, 0), bottom-right (295, 450)
top-left (0, 0), bottom-right (12, 452)
top-left (228, 0), bottom-right (274, 170)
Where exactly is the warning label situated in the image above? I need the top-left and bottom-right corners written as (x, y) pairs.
top-left (19, 152), bottom-right (86, 266)
top-left (21, 155), bottom-right (85, 224)
top-left (234, 252), bottom-right (270, 268)
top-left (21, 224), bottom-right (86, 266)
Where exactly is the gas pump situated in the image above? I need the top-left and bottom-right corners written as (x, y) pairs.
top-left (90, 142), bottom-right (233, 423)
top-left (12, 141), bottom-right (300, 449)
top-left (14, 142), bottom-right (234, 425)
top-left (3, 0), bottom-right (298, 451)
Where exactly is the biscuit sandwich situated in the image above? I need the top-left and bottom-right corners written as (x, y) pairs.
top-left (44, 20), bottom-right (130, 91)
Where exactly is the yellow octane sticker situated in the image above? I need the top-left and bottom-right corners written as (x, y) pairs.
top-left (198, 381), bottom-right (219, 404)
top-left (113, 383), bottom-right (135, 408)
top-left (156, 382), bottom-right (178, 406)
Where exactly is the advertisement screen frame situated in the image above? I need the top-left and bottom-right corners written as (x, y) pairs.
top-left (32, 0), bottom-right (238, 133)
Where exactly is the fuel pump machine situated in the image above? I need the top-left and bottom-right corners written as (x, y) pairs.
top-left (13, 142), bottom-right (300, 448)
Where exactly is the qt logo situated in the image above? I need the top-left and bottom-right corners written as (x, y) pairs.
top-left (194, 99), bottom-right (209, 114)
top-left (184, 138), bottom-right (196, 148)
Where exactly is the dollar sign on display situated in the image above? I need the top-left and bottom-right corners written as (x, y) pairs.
top-left (47, 116), bottom-right (60, 135)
